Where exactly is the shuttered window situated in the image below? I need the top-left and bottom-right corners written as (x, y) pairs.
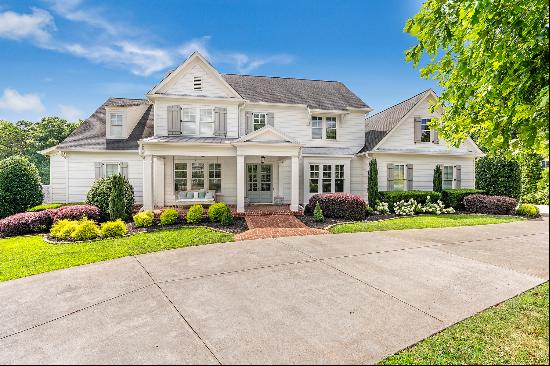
top-left (105, 163), bottom-right (120, 177)
top-left (393, 164), bottom-right (406, 191)
top-left (421, 118), bottom-right (431, 142)
top-left (253, 113), bottom-right (267, 131)
top-left (443, 165), bottom-right (454, 189)
top-left (181, 108), bottom-right (197, 135)
top-left (199, 108), bottom-right (214, 136)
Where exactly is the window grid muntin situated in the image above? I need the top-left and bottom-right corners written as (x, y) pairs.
top-left (208, 163), bottom-right (222, 192)
top-left (393, 164), bottom-right (406, 191)
top-left (253, 113), bottom-right (267, 131)
top-left (326, 117), bottom-right (337, 140)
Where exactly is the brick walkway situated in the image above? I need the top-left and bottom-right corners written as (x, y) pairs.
top-left (235, 215), bottom-right (327, 241)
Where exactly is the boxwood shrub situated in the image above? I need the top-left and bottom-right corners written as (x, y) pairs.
top-left (186, 204), bottom-right (204, 224)
top-left (441, 189), bottom-right (485, 210)
top-left (100, 220), bottom-right (128, 238)
top-left (307, 193), bottom-right (367, 221)
top-left (516, 203), bottom-right (540, 218)
top-left (159, 208), bottom-right (179, 225)
top-left (379, 191), bottom-right (441, 211)
top-left (463, 194), bottom-right (517, 215)
top-left (133, 210), bottom-right (154, 228)
top-left (208, 203), bottom-right (232, 223)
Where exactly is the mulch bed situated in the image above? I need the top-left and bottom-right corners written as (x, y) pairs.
top-left (128, 217), bottom-right (248, 234)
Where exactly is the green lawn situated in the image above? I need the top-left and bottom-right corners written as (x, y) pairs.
top-left (329, 214), bottom-right (523, 234)
top-left (0, 227), bottom-right (233, 282)
top-left (380, 282), bottom-right (549, 365)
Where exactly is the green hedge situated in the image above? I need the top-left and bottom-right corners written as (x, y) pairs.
top-left (476, 156), bottom-right (521, 198)
top-left (379, 191), bottom-right (441, 211)
top-left (441, 189), bottom-right (485, 210)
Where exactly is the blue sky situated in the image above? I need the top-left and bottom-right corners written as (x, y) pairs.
top-left (0, 0), bottom-right (434, 123)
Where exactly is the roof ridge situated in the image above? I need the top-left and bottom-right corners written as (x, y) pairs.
top-left (366, 89), bottom-right (433, 120)
top-left (223, 73), bottom-right (341, 83)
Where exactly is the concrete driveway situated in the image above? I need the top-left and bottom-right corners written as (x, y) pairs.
top-left (1, 218), bottom-right (548, 364)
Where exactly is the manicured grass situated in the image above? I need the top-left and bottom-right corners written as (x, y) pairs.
top-left (329, 214), bottom-right (523, 234)
top-left (0, 227), bottom-right (233, 282)
top-left (380, 282), bottom-right (549, 365)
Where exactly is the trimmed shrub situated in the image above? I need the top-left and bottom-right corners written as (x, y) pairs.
top-left (0, 209), bottom-right (54, 237)
top-left (108, 174), bottom-right (127, 220)
top-left (208, 203), bottom-right (230, 223)
top-left (100, 220), bottom-right (128, 238)
top-left (86, 175), bottom-right (134, 221)
top-left (379, 191), bottom-right (441, 211)
top-left (28, 203), bottom-right (62, 212)
top-left (133, 210), bottom-right (154, 228)
top-left (463, 194), bottom-right (517, 215)
top-left (70, 218), bottom-right (100, 241)
top-left (160, 208), bottom-right (179, 225)
top-left (476, 156), bottom-right (521, 198)
top-left (50, 205), bottom-right (101, 222)
top-left (220, 209), bottom-right (234, 226)
top-left (307, 193), bottom-right (367, 221)
top-left (516, 204), bottom-right (540, 218)
top-left (50, 219), bottom-right (79, 240)
top-left (313, 202), bottom-right (324, 222)
top-left (441, 189), bottom-right (485, 210)
top-left (367, 159), bottom-right (379, 208)
top-left (186, 204), bottom-right (204, 224)
top-left (433, 165), bottom-right (443, 193)
top-left (0, 156), bottom-right (43, 218)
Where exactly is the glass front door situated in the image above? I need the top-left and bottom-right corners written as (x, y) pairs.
top-left (247, 164), bottom-right (273, 203)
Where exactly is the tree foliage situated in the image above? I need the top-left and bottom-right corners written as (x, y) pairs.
top-left (0, 117), bottom-right (81, 184)
top-left (108, 174), bottom-right (127, 221)
top-left (433, 165), bottom-right (443, 192)
top-left (405, 0), bottom-right (549, 158)
top-left (475, 156), bottom-right (521, 197)
top-left (0, 156), bottom-right (44, 218)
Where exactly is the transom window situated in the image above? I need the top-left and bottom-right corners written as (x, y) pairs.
top-left (421, 118), bottom-right (431, 142)
top-left (105, 163), bottom-right (120, 177)
top-left (253, 113), bottom-right (267, 131)
top-left (443, 165), bottom-right (454, 189)
top-left (208, 163), bottom-right (222, 192)
top-left (174, 161), bottom-right (222, 192)
top-left (311, 117), bottom-right (323, 139)
top-left (326, 117), bottom-right (337, 140)
top-left (109, 113), bottom-right (123, 138)
top-left (393, 164), bottom-right (406, 191)
top-left (309, 164), bottom-right (345, 194)
top-left (180, 107), bottom-right (214, 137)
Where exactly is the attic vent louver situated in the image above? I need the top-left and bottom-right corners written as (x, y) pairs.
top-left (193, 76), bottom-right (202, 91)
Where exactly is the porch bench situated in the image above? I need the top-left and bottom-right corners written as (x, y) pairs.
top-left (175, 190), bottom-right (216, 205)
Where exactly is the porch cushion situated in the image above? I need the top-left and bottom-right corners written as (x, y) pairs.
top-left (205, 191), bottom-right (214, 199)
top-left (186, 192), bottom-right (194, 199)
top-left (198, 191), bottom-right (206, 199)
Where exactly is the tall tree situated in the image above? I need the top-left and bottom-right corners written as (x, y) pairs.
top-left (405, 0), bottom-right (549, 158)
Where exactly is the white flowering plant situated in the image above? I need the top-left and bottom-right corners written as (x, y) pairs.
top-left (374, 200), bottom-right (390, 215)
top-left (393, 199), bottom-right (420, 216)
top-left (418, 196), bottom-right (456, 215)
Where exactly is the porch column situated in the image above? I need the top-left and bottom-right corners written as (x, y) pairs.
top-left (153, 156), bottom-right (165, 207)
top-left (142, 155), bottom-right (154, 210)
top-left (236, 154), bottom-right (245, 213)
top-left (290, 155), bottom-right (299, 211)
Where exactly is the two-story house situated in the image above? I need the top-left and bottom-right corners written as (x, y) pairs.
top-left (43, 52), bottom-right (483, 212)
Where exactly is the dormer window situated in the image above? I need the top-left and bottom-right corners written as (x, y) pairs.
top-left (193, 76), bottom-right (202, 91)
top-left (109, 112), bottom-right (123, 138)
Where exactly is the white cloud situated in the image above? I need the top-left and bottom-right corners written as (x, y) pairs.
top-left (223, 53), bottom-right (294, 73)
top-left (58, 104), bottom-right (82, 121)
top-left (0, 88), bottom-right (45, 113)
top-left (0, 8), bottom-right (55, 45)
top-left (178, 37), bottom-right (212, 60)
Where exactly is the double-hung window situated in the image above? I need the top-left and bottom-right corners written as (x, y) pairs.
top-left (421, 118), bottom-right (431, 142)
top-left (105, 163), bottom-right (120, 177)
top-left (253, 113), bottom-right (266, 131)
top-left (174, 163), bottom-right (188, 191)
top-left (191, 163), bottom-right (205, 190)
top-left (326, 117), bottom-right (337, 140)
top-left (109, 113), bottom-right (123, 138)
top-left (311, 117), bottom-right (323, 139)
top-left (335, 165), bottom-right (344, 192)
top-left (393, 164), bottom-right (406, 191)
top-left (443, 165), bottom-right (454, 189)
top-left (309, 164), bottom-right (320, 193)
top-left (208, 163), bottom-right (221, 192)
top-left (322, 165), bottom-right (332, 193)
top-left (199, 109), bottom-right (214, 136)
top-left (181, 108), bottom-right (197, 135)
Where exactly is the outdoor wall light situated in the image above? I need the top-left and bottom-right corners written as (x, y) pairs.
top-left (261, 156), bottom-right (265, 164)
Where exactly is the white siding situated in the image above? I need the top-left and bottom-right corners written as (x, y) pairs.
top-left (49, 151), bottom-right (144, 204)
top-left (371, 153), bottom-right (476, 192)
top-left (350, 156), bottom-right (366, 197)
top-left (162, 63), bottom-right (231, 98)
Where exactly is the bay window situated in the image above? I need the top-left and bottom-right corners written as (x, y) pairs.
top-left (322, 165), bottom-right (332, 193)
top-left (309, 163), bottom-right (346, 195)
top-left (174, 161), bottom-right (222, 192)
top-left (335, 165), bottom-right (344, 192)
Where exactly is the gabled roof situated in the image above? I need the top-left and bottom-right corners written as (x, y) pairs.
top-left (55, 98), bottom-right (153, 151)
top-left (222, 74), bottom-right (370, 111)
top-left (362, 89), bottom-right (434, 152)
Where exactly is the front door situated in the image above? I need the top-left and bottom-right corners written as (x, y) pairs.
top-left (247, 164), bottom-right (273, 203)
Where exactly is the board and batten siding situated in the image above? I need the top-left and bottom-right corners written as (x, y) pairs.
top-left (49, 151), bottom-right (144, 204)
top-left (371, 153), bottom-right (475, 192)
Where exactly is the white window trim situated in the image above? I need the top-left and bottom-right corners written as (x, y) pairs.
top-left (442, 164), bottom-right (454, 190)
top-left (173, 160), bottom-right (222, 192)
top-left (310, 115), bottom-right (338, 141)
top-left (307, 162), bottom-right (348, 195)
top-left (393, 163), bottom-right (407, 192)
top-left (179, 106), bottom-right (215, 137)
top-left (104, 162), bottom-right (121, 177)
top-left (253, 112), bottom-right (267, 131)
top-left (107, 109), bottom-right (125, 139)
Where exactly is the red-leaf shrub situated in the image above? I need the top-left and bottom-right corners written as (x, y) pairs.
top-left (463, 194), bottom-right (517, 215)
top-left (0, 209), bottom-right (54, 237)
top-left (307, 193), bottom-right (367, 220)
top-left (50, 205), bottom-right (101, 222)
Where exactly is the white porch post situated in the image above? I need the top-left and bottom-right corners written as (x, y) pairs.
top-left (290, 155), bottom-right (299, 211)
top-left (236, 154), bottom-right (245, 213)
top-left (153, 156), bottom-right (165, 207)
top-left (142, 155), bottom-right (154, 210)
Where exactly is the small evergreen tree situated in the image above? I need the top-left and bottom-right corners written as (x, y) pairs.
top-left (367, 159), bottom-right (379, 208)
top-left (433, 165), bottom-right (443, 192)
top-left (108, 174), bottom-right (127, 221)
top-left (313, 202), bottom-right (324, 222)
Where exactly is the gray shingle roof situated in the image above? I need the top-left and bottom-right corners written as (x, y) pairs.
top-left (56, 98), bottom-right (153, 151)
top-left (361, 89), bottom-right (433, 152)
top-left (222, 74), bottom-right (369, 111)
top-left (302, 147), bottom-right (361, 156)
